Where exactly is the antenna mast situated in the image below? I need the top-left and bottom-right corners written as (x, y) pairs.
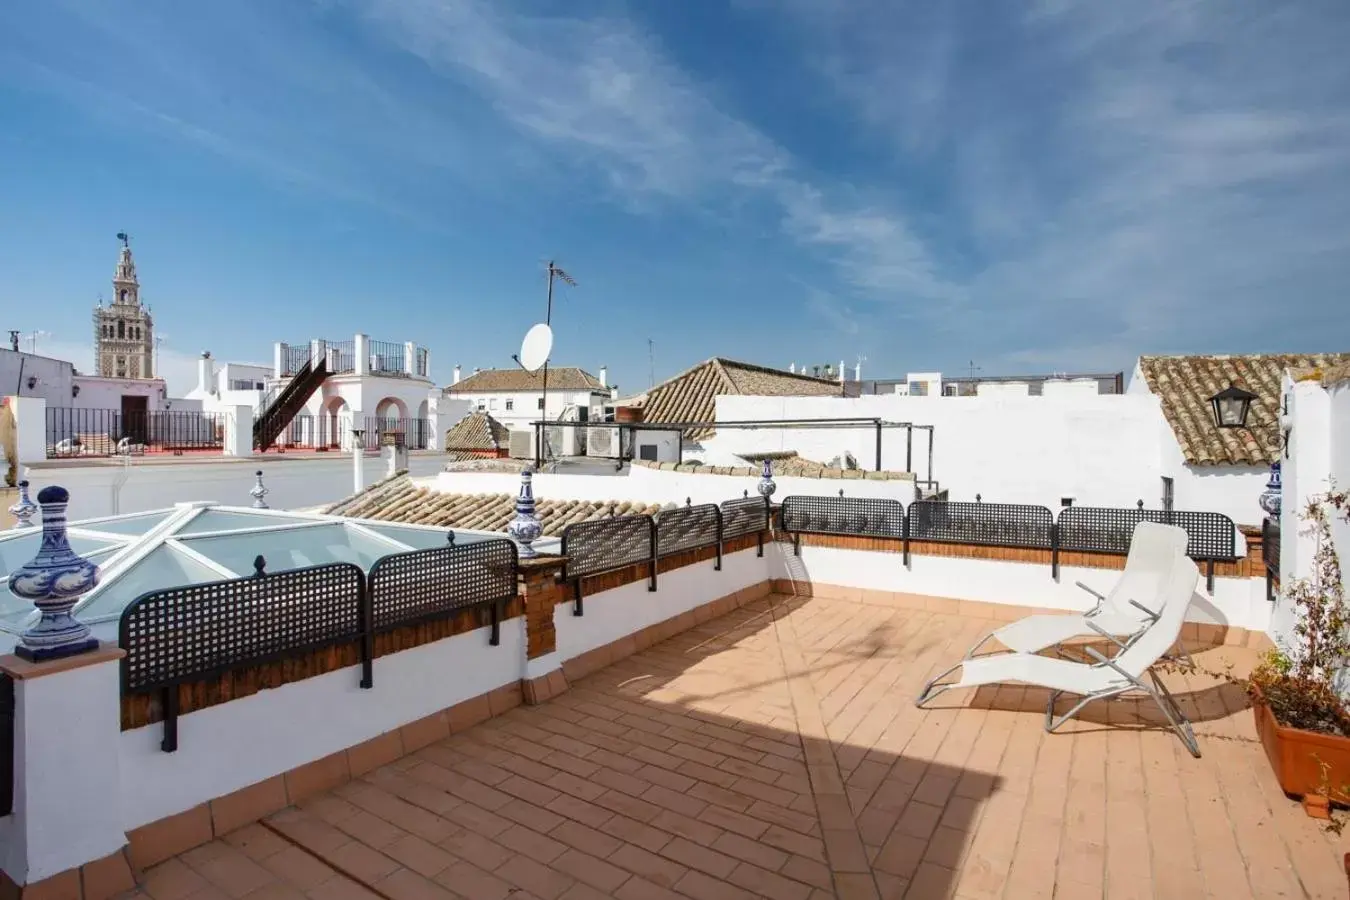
top-left (648, 338), bottom-right (655, 389)
top-left (539, 260), bottom-right (576, 460)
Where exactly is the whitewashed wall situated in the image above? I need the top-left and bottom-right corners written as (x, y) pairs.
top-left (770, 543), bottom-right (1269, 633)
top-left (431, 463), bottom-right (916, 507)
top-left (119, 620), bottom-right (524, 830)
top-left (554, 547), bottom-right (766, 661)
top-left (710, 393), bottom-right (1166, 509)
top-left (443, 388), bottom-right (605, 434)
top-left (709, 392), bottom-right (1269, 525)
top-left (0, 348), bottom-right (75, 409)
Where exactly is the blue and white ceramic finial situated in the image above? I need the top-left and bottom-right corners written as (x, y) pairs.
top-left (250, 470), bottom-right (269, 509)
top-left (1259, 461), bottom-right (1282, 519)
top-left (506, 467), bottom-right (543, 558)
top-left (7, 485), bottom-right (100, 661)
top-left (757, 459), bottom-right (777, 500)
top-left (8, 479), bottom-right (37, 529)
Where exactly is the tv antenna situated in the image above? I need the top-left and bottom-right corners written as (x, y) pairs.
top-left (967, 359), bottom-right (982, 379)
top-left (511, 260), bottom-right (576, 469)
top-left (648, 338), bottom-right (655, 389)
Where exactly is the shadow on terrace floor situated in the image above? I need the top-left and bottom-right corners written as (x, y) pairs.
top-left (123, 595), bottom-right (1348, 900)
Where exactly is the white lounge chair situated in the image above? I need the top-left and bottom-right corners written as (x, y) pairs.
top-left (916, 555), bottom-right (1201, 756)
top-left (964, 521), bottom-right (1191, 664)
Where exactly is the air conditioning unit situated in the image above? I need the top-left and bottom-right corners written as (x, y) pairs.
top-left (586, 426), bottom-right (622, 458)
top-left (508, 429), bottom-right (535, 459)
top-left (546, 424), bottom-right (579, 457)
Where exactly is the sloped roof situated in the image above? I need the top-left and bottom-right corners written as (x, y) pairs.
top-left (642, 358), bottom-right (841, 439)
top-left (324, 476), bottom-right (664, 536)
top-left (1138, 353), bottom-right (1350, 466)
top-left (444, 367), bottom-right (606, 393)
top-left (443, 412), bottom-right (510, 451)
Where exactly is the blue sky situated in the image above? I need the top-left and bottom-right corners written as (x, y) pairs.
top-left (3, 1), bottom-right (1348, 396)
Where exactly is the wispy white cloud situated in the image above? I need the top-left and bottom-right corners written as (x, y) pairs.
top-left (347, 0), bottom-right (957, 317)
top-left (759, 0), bottom-right (1350, 369)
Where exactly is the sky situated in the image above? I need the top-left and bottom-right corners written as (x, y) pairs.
top-left (2, 1), bottom-right (1348, 397)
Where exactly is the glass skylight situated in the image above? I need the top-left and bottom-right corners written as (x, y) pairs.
top-left (75, 544), bottom-right (230, 623)
top-left (0, 502), bottom-right (520, 643)
top-left (176, 523), bottom-right (402, 573)
top-left (174, 508), bottom-right (316, 536)
top-left (71, 510), bottom-right (174, 537)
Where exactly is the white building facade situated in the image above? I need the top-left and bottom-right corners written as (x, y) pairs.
top-left (443, 365), bottom-right (615, 434)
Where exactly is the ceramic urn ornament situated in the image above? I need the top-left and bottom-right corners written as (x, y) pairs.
top-left (7, 485), bottom-right (100, 660)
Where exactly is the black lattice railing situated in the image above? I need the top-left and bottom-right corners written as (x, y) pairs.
top-left (1264, 516), bottom-right (1281, 603)
top-left (368, 539), bottom-right (518, 643)
top-left (1056, 507), bottom-right (1238, 560)
top-left (120, 562), bottom-right (368, 752)
top-left (560, 515), bottom-right (657, 614)
top-left (721, 497), bottom-right (770, 558)
top-left (656, 504), bottom-right (722, 567)
top-left (907, 500), bottom-right (1053, 550)
top-left (781, 495), bottom-right (905, 540)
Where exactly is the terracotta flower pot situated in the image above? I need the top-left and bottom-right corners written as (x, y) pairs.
top-left (1252, 685), bottom-right (1350, 817)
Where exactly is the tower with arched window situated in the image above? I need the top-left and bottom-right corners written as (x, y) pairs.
top-left (92, 233), bottom-right (155, 379)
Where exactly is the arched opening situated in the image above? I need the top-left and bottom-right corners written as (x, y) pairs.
top-left (322, 395), bottom-right (349, 449)
top-left (117, 320), bottom-right (125, 339)
top-left (415, 399), bottom-right (430, 449)
top-left (119, 289), bottom-right (127, 303)
top-left (374, 397), bottom-right (408, 424)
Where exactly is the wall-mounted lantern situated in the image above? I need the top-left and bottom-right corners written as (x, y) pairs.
top-left (71, 384), bottom-right (80, 398)
top-left (1208, 384), bottom-right (1256, 429)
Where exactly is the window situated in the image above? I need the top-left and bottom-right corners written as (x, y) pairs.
top-left (942, 384), bottom-right (958, 397)
top-left (577, 406), bottom-right (589, 423)
top-left (908, 381), bottom-right (928, 396)
top-left (1161, 477), bottom-right (1174, 512)
top-left (537, 398), bottom-right (545, 410)
top-left (505, 400), bottom-right (514, 411)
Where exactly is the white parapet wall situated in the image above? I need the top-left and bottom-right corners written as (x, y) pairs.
top-left (770, 542), bottom-right (1270, 634)
top-left (432, 463), bottom-right (915, 506)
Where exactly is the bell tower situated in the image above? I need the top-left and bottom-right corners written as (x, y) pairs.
top-left (93, 232), bottom-right (155, 379)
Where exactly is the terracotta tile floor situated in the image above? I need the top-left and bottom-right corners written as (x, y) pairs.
top-left (121, 595), bottom-right (1350, 900)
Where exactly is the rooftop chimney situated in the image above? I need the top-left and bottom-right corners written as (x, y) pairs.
top-left (452, 364), bottom-right (462, 385)
top-left (789, 363), bottom-right (796, 374)
top-left (599, 365), bottom-right (608, 388)
top-left (198, 351), bottom-right (214, 395)
top-left (839, 359), bottom-right (845, 384)
top-left (855, 360), bottom-right (862, 382)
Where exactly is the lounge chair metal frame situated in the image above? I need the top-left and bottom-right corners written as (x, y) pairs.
top-left (916, 636), bottom-right (1201, 758)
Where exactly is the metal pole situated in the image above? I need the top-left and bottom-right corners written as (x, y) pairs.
top-left (352, 429), bottom-right (365, 494)
top-left (927, 426), bottom-right (935, 490)
top-left (540, 263), bottom-right (554, 460)
top-left (874, 420), bottom-right (882, 471)
top-left (906, 426), bottom-right (913, 474)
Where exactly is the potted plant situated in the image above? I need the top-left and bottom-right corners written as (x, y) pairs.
top-left (1249, 486), bottom-right (1350, 819)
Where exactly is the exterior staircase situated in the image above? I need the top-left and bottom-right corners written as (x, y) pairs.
top-left (253, 355), bottom-right (331, 451)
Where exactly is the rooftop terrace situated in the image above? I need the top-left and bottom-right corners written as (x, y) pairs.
top-left (116, 595), bottom-right (1343, 900)
top-left (0, 474), bottom-right (1340, 898)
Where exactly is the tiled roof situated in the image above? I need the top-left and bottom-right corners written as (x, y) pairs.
top-left (443, 412), bottom-right (510, 451)
top-left (444, 367), bottom-right (606, 393)
top-left (325, 475), bottom-right (665, 535)
top-left (1138, 353), bottom-right (1350, 466)
top-left (641, 358), bottom-right (841, 439)
top-left (630, 458), bottom-right (913, 481)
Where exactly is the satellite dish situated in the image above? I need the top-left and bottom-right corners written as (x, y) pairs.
top-left (519, 323), bottom-right (553, 372)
